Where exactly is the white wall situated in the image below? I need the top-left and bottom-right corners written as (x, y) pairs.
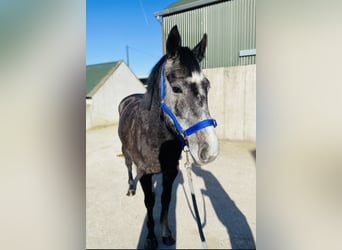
top-left (204, 65), bottom-right (256, 141)
top-left (87, 63), bottom-right (256, 142)
top-left (86, 102), bottom-right (92, 130)
top-left (87, 63), bottom-right (146, 129)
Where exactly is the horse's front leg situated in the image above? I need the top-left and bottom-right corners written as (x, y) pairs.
top-left (160, 168), bottom-right (178, 246)
top-left (140, 174), bottom-right (158, 250)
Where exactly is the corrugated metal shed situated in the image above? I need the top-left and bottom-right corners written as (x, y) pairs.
top-left (155, 0), bottom-right (255, 68)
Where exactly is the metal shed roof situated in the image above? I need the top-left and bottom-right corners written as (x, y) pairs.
top-left (154, 0), bottom-right (225, 17)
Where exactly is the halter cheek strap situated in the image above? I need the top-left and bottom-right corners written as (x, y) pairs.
top-left (160, 63), bottom-right (217, 147)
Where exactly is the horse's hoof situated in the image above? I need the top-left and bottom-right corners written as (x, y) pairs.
top-left (162, 235), bottom-right (176, 246)
top-left (126, 189), bottom-right (136, 196)
top-left (144, 237), bottom-right (158, 250)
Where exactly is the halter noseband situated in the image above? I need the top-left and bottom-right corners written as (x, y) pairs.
top-left (160, 63), bottom-right (217, 148)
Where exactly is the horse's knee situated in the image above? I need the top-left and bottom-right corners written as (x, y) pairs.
top-left (163, 168), bottom-right (179, 183)
top-left (144, 191), bottom-right (155, 209)
top-left (140, 175), bottom-right (155, 209)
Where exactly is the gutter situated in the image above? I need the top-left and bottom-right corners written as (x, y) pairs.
top-left (86, 97), bottom-right (92, 105)
top-left (154, 0), bottom-right (226, 17)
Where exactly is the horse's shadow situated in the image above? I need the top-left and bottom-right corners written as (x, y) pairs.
top-left (136, 171), bottom-right (184, 250)
top-left (136, 164), bottom-right (255, 249)
top-left (192, 164), bottom-right (256, 249)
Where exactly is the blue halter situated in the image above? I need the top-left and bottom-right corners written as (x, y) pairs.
top-left (160, 63), bottom-right (217, 148)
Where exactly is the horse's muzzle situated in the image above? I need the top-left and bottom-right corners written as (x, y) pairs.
top-left (189, 127), bottom-right (219, 165)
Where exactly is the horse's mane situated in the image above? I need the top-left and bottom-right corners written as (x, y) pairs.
top-left (141, 55), bottom-right (167, 110)
top-left (146, 55), bottom-right (167, 93)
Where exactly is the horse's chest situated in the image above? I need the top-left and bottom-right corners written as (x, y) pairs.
top-left (132, 119), bottom-right (170, 176)
top-left (130, 138), bottom-right (162, 177)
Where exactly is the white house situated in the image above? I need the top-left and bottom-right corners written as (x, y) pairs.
top-left (86, 60), bottom-right (146, 130)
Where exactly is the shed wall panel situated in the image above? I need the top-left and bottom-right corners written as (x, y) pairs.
top-left (162, 0), bottom-right (255, 68)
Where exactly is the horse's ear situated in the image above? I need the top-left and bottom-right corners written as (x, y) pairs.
top-left (166, 25), bottom-right (181, 58)
top-left (192, 34), bottom-right (207, 62)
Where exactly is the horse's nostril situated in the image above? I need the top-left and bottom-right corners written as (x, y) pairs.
top-left (199, 143), bottom-right (209, 163)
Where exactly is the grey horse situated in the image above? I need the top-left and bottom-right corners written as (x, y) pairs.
top-left (118, 25), bottom-right (218, 249)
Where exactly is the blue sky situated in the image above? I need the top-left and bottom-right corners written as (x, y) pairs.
top-left (86, 0), bottom-right (176, 77)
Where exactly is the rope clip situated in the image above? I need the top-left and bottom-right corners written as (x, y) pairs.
top-left (183, 145), bottom-right (191, 169)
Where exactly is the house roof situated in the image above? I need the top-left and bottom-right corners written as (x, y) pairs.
top-left (86, 60), bottom-right (122, 97)
top-left (154, 0), bottom-right (225, 17)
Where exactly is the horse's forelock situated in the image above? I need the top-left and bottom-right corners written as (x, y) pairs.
top-left (178, 47), bottom-right (201, 76)
top-left (141, 47), bottom-right (201, 110)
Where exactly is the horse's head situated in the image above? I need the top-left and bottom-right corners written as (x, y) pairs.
top-left (162, 26), bottom-right (219, 165)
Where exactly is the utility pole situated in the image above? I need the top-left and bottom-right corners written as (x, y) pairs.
top-left (126, 45), bottom-right (129, 67)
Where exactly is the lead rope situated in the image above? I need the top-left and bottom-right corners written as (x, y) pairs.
top-left (183, 145), bottom-right (208, 249)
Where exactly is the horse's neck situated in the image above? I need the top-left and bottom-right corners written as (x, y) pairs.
top-left (148, 87), bottom-right (176, 139)
top-left (148, 88), bottom-right (163, 126)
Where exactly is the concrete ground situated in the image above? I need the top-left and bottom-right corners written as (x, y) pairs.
top-left (86, 125), bottom-right (256, 249)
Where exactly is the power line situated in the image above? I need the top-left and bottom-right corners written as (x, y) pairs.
top-left (127, 45), bottom-right (160, 59)
top-left (138, 0), bottom-right (149, 25)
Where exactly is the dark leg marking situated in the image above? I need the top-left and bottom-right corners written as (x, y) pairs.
top-left (160, 169), bottom-right (178, 246)
top-left (140, 174), bottom-right (158, 250)
top-left (158, 140), bottom-right (182, 246)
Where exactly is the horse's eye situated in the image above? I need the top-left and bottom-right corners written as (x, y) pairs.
top-left (171, 86), bottom-right (183, 93)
